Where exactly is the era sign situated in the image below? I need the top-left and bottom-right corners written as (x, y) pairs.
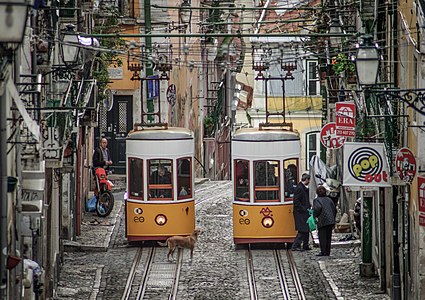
top-left (336, 102), bottom-right (356, 137)
top-left (419, 176), bottom-right (425, 214)
top-left (395, 147), bottom-right (417, 183)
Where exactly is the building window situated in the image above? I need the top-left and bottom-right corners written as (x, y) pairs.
top-left (307, 61), bottom-right (319, 96)
top-left (306, 131), bottom-right (320, 169)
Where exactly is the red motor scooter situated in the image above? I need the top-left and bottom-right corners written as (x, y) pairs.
top-left (92, 167), bottom-right (115, 217)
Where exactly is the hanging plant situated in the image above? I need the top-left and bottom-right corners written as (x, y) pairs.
top-left (331, 53), bottom-right (355, 75)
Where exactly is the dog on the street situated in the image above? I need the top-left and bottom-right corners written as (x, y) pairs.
top-left (158, 228), bottom-right (201, 261)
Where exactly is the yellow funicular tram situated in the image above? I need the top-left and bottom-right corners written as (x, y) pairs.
top-left (232, 64), bottom-right (301, 244)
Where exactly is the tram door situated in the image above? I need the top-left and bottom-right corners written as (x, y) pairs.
top-left (95, 95), bottom-right (133, 174)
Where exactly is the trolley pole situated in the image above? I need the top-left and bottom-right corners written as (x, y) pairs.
top-left (144, 0), bottom-right (154, 122)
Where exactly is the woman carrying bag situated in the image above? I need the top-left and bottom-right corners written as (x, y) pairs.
top-left (313, 186), bottom-right (337, 256)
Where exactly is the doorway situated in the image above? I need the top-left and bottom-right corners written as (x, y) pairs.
top-left (95, 95), bottom-right (133, 174)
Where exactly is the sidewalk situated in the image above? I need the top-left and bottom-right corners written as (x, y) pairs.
top-left (63, 199), bottom-right (123, 252)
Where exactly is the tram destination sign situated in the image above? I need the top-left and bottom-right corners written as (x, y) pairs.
top-left (336, 102), bottom-right (356, 138)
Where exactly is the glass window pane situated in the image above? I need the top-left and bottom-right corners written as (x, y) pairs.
top-left (148, 159), bottom-right (172, 199)
top-left (284, 159), bottom-right (298, 200)
top-left (129, 158), bottom-right (143, 198)
top-left (254, 160), bottom-right (279, 202)
top-left (177, 158), bottom-right (192, 199)
top-left (235, 160), bottom-right (249, 201)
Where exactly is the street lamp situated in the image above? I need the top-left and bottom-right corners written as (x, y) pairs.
top-left (0, 0), bottom-right (30, 43)
top-left (179, 0), bottom-right (192, 28)
top-left (355, 35), bottom-right (380, 86)
top-left (61, 24), bottom-right (80, 66)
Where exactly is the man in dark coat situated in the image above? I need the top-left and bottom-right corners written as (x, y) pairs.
top-left (291, 173), bottom-right (311, 251)
top-left (313, 186), bottom-right (337, 256)
top-left (93, 138), bottom-right (112, 171)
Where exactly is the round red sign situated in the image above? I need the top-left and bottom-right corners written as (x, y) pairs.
top-left (320, 122), bottom-right (346, 149)
top-left (395, 147), bottom-right (416, 183)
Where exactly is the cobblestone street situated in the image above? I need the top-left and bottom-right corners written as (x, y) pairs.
top-left (56, 181), bottom-right (389, 300)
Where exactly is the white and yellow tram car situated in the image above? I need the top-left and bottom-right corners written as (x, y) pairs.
top-left (125, 126), bottom-right (195, 242)
top-left (232, 128), bottom-right (301, 244)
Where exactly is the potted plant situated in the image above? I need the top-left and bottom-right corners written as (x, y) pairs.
top-left (204, 116), bottom-right (215, 137)
top-left (331, 53), bottom-right (355, 76)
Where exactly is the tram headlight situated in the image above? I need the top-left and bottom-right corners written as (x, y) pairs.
top-left (155, 214), bottom-right (167, 226)
top-left (262, 216), bottom-right (274, 228)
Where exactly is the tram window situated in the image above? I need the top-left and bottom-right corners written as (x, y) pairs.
top-left (148, 159), bottom-right (173, 200)
top-left (128, 158), bottom-right (143, 198)
top-left (177, 158), bottom-right (192, 200)
top-left (284, 159), bottom-right (299, 201)
top-left (254, 161), bottom-right (279, 202)
top-left (234, 160), bottom-right (249, 201)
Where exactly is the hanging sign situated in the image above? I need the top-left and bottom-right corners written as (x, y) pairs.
top-left (166, 84), bottom-right (176, 106)
top-left (320, 122), bottom-right (346, 149)
top-left (395, 147), bottom-right (417, 183)
top-left (418, 176), bottom-right (425, 214)
top-left (343, 142), bottom-right (391, 187)
top-left (336, 102), bottom-right (356, 137)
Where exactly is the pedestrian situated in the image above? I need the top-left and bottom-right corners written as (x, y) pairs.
top-left (313, 185), bottom-right (337, 256)
top-left (291, 173), bottom-right (312, 251)
top-left (93, 137), bottom-right (113, 171)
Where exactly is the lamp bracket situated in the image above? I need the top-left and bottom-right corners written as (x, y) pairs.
top-left (376, 89), bottom-right (425, 116)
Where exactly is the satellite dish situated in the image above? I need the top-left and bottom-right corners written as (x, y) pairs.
top-left (103, 89), bottom-right (113, 111)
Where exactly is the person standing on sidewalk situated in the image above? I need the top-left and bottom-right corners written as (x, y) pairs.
top-left (313, 186), bottom-right (337, 256)
top-left (93, 137), bottom-right (113, 171)
top-left (291, 173), bottom-right (311, 251)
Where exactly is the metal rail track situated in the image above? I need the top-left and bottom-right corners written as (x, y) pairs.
top-left (245, 246), bottom-right (259, 300)
top-left (121, 180), bottom-right (231, 299)
top-left (246, 248), bottom-right (306, 300)
top-left (121, 246), bottom-right (183, 300)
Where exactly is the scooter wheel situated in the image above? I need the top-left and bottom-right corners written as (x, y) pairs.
top-left (96, 191), bottom-right (114, 217)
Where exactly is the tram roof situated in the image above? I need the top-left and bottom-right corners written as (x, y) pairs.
top-left (127, 126), bottom-right (193, 140)
top-left (232, 127), bottom-right (299, 141)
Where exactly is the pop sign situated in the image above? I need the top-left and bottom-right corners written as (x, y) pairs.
top-left (395, 147), bottom-right (416, 183)
top-left (336, 102), bottom-right (356, 137)
top-left (343, 142), bottom-right (391, 187)
top-left (320, 122), bottom-right (346, 149)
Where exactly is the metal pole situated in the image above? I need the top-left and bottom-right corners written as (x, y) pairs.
top-left (0, 65), bottom-right (9, 299)
top-left (360, 192), bottom-right (374, 277)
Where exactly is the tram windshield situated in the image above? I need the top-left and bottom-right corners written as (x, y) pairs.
top-left (254, 160), bottom-right (280, 202)
top-left (284, 159), bottom-right (299, 201)
top-left (128, 158), bottom-right (143, 199)
top-left (148, 159), bottom-right (173, 200)
top-left (234, 159), bottom-right (249, 201)
top-left (177, 158), bottom-right (192, 199)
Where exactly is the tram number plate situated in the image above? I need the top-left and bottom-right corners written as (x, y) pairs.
top-left (239, 218), bottom-right (250, 225)
top-left (133, 216), bottom-right (145, 223)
